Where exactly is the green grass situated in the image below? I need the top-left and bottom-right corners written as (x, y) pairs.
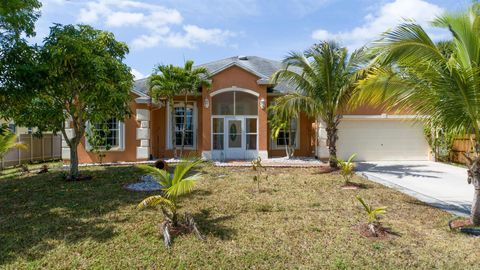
top-left (0, 164), bottom-right (478, 269)
top-left (0, 160), bottom-right (63, 180)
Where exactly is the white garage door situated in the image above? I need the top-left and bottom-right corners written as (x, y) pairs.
top-left (337, 119), bottom-right (429, 161)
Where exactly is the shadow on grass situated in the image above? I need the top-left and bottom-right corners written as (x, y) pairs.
top-left (193, 209), bottom-right (236, 240)
top-left (0, 166), bottom-right (147, 265)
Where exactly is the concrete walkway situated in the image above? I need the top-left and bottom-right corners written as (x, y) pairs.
top-left (356, 161), bottom-right (472, 217)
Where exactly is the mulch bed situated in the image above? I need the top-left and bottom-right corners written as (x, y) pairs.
top-left (354, 223), bottom-right (399, 240)
top-left (341, 182), bottom-right (368, 190)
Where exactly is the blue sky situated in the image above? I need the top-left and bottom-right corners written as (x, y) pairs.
top-left (36, 0), bottom-right (467, 79)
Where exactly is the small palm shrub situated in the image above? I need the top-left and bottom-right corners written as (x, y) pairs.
top-left (136, 158), bottom-right (204, 247)
top-left (0, 126), bottom-right (27, 161)
top-left (251, 156), bottom-right (268, 192)
top-left (356, 196), bottom-right (387, 237)
top-left (336, 154), bottom-right (356, 184)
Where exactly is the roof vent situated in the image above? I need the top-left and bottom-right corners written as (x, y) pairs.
top-left (238, 56), bottom-right (248, 61)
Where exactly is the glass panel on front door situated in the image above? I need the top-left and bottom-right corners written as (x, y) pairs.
top-left (228, 120), bottom-right (242, 148)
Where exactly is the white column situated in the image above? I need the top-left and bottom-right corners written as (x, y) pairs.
top-left (136, 109), bottom-right (150, 160)
top-left (317, 118), bottom-right (329, 159)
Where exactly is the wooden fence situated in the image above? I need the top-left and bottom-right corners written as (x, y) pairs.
top-left (451, 137), bottom-right (474, 164)
top-left (0, 134), bottom-right (62, 169)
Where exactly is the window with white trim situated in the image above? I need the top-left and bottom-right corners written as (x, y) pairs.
top-left (211, 91), bottom-right (258, 116)
top-left (87, 118), bottom-right (125, 150)
top-left (169, 102), bottom-right (196, 148)
top-left (271, 117), bottom-right (299, 149)
top-left (8, 123), bottom-right (16, 133)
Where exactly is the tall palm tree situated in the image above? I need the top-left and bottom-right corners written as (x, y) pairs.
top-left (149, 65), bottom-right (185, 158)
top-left (356, 4), bottom-right (480, 224)
top-left (179, 60), bottom-right (210, 157)
top-left (272, 41), bottom-right (368, 168)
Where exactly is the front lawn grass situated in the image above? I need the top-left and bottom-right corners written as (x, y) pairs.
top-left (0, 164), bottom-right (477, 269)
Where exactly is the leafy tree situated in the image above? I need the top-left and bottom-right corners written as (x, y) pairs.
top-left (272, 42), bottom-right (368, 168)
top-left (357, 3), bottom-right (480, 225)
top-left (0, 0), bottom-right (42, 118)
top-left (149, 65), bottom-right (185, 158)
top-left (3, 24), bottom-right (133, 180)
top-left (179, 60), bottom-right (210, 157)
top-left (86, 125), bottom-right (112, 164)
top-left (136, 158), bottom-right (204, 248)
top-left (0, 0), bottom-right (41, 38)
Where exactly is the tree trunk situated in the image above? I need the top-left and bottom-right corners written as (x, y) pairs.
top-left (464, 153), bottom-right (480, 225)
top-left (472, 187), bottom-right (480, 225)
top-left (69, 141), bottom-right (79, 180)
top-left (326, 123), bottom-right (338, 168)
top-left (170, 100), bottom-right (177, 159)
top-left (287, 120), bottom-right (294, 158)
top-left (180, 95), bottom-right (188, 158)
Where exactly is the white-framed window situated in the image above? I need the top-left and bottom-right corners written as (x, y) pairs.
top-left (86, 118), bottom-right (125, 151)
top-left (8, 123), bottom-right (16, 133)
top-left (270, 117), bottom-right (300, 149)
top-left (167, 101), bottom-right (197, 149)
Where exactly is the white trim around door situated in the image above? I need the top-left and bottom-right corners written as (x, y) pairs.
top-left (211, 115), bottom-right (259, 160)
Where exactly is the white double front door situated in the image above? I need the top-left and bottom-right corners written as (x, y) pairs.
top-left (212, 116), bottom-right (258, 160)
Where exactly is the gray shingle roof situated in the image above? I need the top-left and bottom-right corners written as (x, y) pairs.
top-left (133, 56), bottom-right (300, 95)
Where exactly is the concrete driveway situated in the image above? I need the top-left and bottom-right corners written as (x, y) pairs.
top-left (356, 161), bottom-right (472, 216)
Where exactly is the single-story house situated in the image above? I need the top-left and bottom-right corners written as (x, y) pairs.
top-left (61, 56), bottom-right (431, 163)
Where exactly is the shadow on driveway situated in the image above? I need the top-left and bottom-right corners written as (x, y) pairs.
top-left (356, 162), bottom-right (442, 179)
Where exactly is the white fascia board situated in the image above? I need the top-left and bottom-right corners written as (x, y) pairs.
top-left (209, 62), bottom-right (268, 79)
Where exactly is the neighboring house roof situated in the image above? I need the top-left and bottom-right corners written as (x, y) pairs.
top-left (132, 56), bottom-right (301, 96)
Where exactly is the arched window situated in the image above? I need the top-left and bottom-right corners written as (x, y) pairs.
top-left (212, 90), bottom-right (258, 116)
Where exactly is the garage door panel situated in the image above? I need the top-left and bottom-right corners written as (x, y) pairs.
top-left (337, 120), bottom-right (429, 161)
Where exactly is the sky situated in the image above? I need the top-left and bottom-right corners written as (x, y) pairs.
top-left (35, 0), bottom-right (468, 80)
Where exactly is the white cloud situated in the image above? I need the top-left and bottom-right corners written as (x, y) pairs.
top-left (131, 68), bottom-right (146, 80)
top-left (311, 29), bottom-right (330, 40)
top-left (76, 0), bottom-right (235, 50)
top-left (311, 0), bottom-right (447, 50)
top-left (106, 12), bottom-right (144, 27)
top-left (132, 25), bottom-right (235, 49)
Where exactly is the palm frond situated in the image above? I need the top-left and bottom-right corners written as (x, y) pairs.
top-left (136, 164), bottom-right (172, 187)
top-left (0, 131), bottom-right (27, 158)
top-left (172, 158), bottom-right (202, 186)
top-left (137, 195), bottom-right (175, 211)
top-left (165, 173), bottom-right (201, 198)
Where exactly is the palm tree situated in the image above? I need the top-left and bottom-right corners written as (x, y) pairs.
top-left (0, 125), bottom-right (27, 161)
top-left (136, 158), bottom-right (203, 247)
top-left (179, 60), bottom-right (210, 157)
top-left (356, 4), bottom-right (480, 224)
top-left (272, 41), bottom-right (368, 168)
top-left (149, 65), bottom-right (185, 158)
